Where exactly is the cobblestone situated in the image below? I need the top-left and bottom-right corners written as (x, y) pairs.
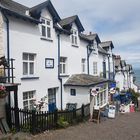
top-left (1, 112), bottom-right (140, 140)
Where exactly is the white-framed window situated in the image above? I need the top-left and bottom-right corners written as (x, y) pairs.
top-left (23, 90), bottom-right (36, 110)
top-left (71, 29), bottom-right (78, 45)
top-left (95, 86), bottom-right (107, 108)
top-left (81, 58), bottom-right (86, 73)
top-left (41, 18), bottom-right (51, 39)
top-left (60, 57), bottom-right (67, 75)
top-left (93, 62), bottom-right (97, 75)
top-left (22, 53), bottom-right (36, 76)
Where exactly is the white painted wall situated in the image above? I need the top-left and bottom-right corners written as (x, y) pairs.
top-left (64, 86), bottom-right (90, 108)
top-left (3, 9), bottom-right (60, 110)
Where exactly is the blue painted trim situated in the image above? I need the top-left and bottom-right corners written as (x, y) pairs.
top-left (21, 77), bottom-right (39, 80)
top-left (57, 33), bottom-right (63, 110)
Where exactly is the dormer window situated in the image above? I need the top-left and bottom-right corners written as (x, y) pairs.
top-left (71, 29), bottom-right (78, 46)
top-left (41, 18), bottom-right (51, 39)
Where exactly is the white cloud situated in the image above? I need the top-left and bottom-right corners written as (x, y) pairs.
top-left (14, 0), bottom-right (140, 68)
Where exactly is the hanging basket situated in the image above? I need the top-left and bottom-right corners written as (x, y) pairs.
top-left (0, 93), bottom-right (8, 99)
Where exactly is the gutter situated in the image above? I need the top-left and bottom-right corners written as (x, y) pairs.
top-left (2, 10), bottom-right (10, 83)
top-left (57, 33), bottom-right (63, 110)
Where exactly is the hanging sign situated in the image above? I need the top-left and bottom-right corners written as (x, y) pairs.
top-left (90, 88), bottom-right (98, 96)
top-left (109, 87), bottom-right (116, 94)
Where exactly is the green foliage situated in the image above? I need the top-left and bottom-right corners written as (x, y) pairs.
top-left (116, 87), bottom-right (120, 92)
top-left (128, 88), bottom-right (140, 105)
top-left (57, 116), bottom-right (69, 128)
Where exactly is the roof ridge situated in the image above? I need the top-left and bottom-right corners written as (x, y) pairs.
top-left (30, 0), bottom-right (48, 11)
top-left (61, 15), bottom-right (77, 20)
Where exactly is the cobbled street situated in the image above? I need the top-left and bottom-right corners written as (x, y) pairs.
top-left (4, 112), bottom-right (140, 140)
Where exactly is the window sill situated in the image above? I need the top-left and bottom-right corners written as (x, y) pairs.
top-left (59, 75), bottom-right (69, 77)
top-left (40, 37), bottom-right (53, 42)
top-left (72, 44), bottom-right (79, 48)
top-left (21, 77), bottom-right (39, 80)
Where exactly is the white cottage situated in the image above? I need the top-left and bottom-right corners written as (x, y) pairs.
top-left (0, 0), bottom-right (115, 112)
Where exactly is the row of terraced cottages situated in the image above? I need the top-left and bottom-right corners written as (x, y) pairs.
top-left (0, 0), bottom-right (137, 112)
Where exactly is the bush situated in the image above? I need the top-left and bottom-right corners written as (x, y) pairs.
top-left (57, 116), bottom-right (69, 128)
top-left (128, 88), bottom-right (140, 106)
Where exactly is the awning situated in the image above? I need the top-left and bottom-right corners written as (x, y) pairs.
top-left (64, 74), bottom-right (109, 87)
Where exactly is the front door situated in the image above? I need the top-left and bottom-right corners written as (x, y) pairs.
top-left (48, 88), bottom-right (56, 112)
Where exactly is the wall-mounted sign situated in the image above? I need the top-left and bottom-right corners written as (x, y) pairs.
top-left (45, 58), bottom-right (54, 68)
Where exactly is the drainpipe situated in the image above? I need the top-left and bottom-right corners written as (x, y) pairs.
top-left (57, 33), bottom-right (63, 110)
top-left (2, 11), bottom-right (10, 83)
top-left (87, 45), bottom-right (90, 75)
top-left (108, 55), bottom-right (110, 80)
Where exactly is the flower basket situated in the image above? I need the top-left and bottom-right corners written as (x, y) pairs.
top-left (0, 93), bottom-right (8, 98)
top-left (0, 85), bottom-right (7, 98)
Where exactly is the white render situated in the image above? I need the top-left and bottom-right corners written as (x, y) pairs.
top-left (1, 1), bottom-right (135, 112)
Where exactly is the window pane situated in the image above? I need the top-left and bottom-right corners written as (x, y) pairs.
top-left (60, 64), bottom-right (62, 74)
top-left (23, 62), bottom-right (28, 75)
top-left (23, 53), bottom-right (28, 60)
top-left (47, 27), bottom-right (51, 38)
top-left (23, 101), bottom-right (28, 106)
top-left (63, 64), bottom-right (65, 74)
top-left (41, 19), bottom-right (45, 24)
top-left (30, 62), bottom-right (34, 75)
top-left (75, 36), bottom-right (77, 44)
top-left (29, 54), bottom-right (34, 61)
top-left (23, 92), bottom-right (28, 100)
top-left (29, 92), bottom-right (34, 99)
top-left (47, 20), bottom-right (50, 25)
top-left (42, 25), bottom-right (46, 37)
top-left (70, 89), bottom-right (76, 96)
top-left (72, 35), bottom-right (74, 44)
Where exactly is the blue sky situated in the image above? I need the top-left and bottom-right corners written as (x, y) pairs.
top-left (14, 0), bottom-right (140, 68)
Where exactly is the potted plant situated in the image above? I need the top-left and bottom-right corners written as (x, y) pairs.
top-left (0, 84), bottom-right (7, 98)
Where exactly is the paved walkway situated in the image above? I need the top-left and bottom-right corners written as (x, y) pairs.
top-left (1, 112), bottom-right (140, 140)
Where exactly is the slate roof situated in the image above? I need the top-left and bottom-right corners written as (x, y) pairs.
top-left (0, 0), bottom-right (29, 14)
top-left (0, 0), bottom-right (40, 24)
top-left (64, 74), bottom-right (108, 87)
top-left (98, 46), bottom-right (108, 55)
top-left (54, 23), bottom-right (71, 35)
top-left (100, 41), bottom-right (114, 49)
top-left (59, 15), bottom-right (84, 32)
top-left (79, 33), bottom-right (101, 43)
top-left (29, 0), bottom-right (61, 22)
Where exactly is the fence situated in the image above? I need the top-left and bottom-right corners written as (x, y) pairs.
top-left (6, 104), bottom-right (90, 134)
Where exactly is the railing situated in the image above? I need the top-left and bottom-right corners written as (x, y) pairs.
top-left (0, 58), bottom-right (15, 83)
top-left (6, 104), bottom-right (90, 134)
